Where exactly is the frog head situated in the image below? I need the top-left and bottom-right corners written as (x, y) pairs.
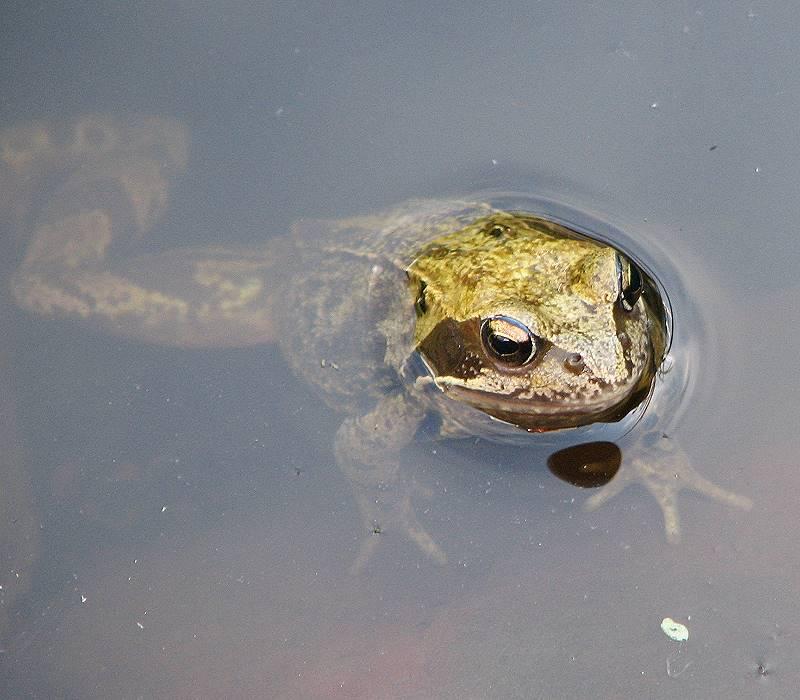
top-left (407, 213), bottom-right (665, 430)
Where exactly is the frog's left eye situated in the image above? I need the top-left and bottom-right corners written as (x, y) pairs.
top-left (485, 223), bottom-right (511, 238)
top-left (616, 254), bottom-right (644, 311)
top-left (480, 316), bottom-right (538, 366)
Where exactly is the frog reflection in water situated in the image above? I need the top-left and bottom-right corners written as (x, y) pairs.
top-left (5, 116), bottom-right (751, 570)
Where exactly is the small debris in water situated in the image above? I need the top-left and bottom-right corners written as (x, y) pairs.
top-left (661, 617), bottom-right (689, 642)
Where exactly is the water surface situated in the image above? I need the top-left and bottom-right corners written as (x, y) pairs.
top-left (2, 2), bottom-right (799, 697)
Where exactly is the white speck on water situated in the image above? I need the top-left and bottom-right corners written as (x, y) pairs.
top-left (661, 617), bottom-right (689, 642)
top-left (613, 43), bottom-right (634, 60)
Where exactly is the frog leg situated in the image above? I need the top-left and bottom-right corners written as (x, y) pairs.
top-left (583, 435), bottom-right (752, 542)
top-left (7, 116), bottom-right (280, 349)
top-left (334, 393), bottom-right (446, 572)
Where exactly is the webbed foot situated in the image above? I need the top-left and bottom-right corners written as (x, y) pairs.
top-left (351, 484), bottom-right (446, 574)
top-left (583, 434), bottom-right (752, 542)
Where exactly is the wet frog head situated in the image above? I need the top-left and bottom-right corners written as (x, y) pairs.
top-left (407, 212), bottom-right (666, 431)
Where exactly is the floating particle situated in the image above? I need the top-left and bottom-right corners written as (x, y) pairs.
top-left (661, 617), bottom-right (689, 642)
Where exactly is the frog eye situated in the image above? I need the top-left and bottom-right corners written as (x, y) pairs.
top-left (616, 254), bottom-right (644, 311)
top-left (414, 281), bottom-right (428, 315)
top-left (480, 316), bottom-right (537, 366)
top-left (484, 223), bottom-right (510, 238)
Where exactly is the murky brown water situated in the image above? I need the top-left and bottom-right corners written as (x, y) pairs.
top-left (2, 2), bottom-right (800, 698)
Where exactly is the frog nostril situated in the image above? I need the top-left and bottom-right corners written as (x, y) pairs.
top-left (564, 353), bottom-right (584, 373)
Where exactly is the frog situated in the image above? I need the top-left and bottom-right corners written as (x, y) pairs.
top-left (2, 115), bottom-right (751, 573)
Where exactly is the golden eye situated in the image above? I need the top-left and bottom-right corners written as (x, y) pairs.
top-left (480, 316), bottom-right (537, 366)
top-left (484, 223), bottom-right (510, 238)
top-left (414, 281), bottom-right (428, 315)
top-left (616, 254), bottom-right (644, 311)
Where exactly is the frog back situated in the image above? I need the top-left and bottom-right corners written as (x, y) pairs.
top-left (289, 198), bottom-right (497, 264)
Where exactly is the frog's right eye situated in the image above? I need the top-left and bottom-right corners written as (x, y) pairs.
top-left (480, 316), bottom-right (538, 366)
top-left (414, 281), bottom-right (428, 315)
top-left (616, 254), bottom-right (644, 312)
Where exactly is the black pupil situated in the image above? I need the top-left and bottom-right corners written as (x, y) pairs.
top-left (617, 255), bottom-right (644, 311)
top-left (488, 333), bottom-right (519, 356)
top-left (481, 316), bottom-right (535, 365)
top-left (623, 264), bottom-right (643, 307)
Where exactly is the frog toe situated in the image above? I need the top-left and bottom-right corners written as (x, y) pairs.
top-left (403, 515), bottom-right (447, 565)
top-left (350, 493), bottom-right (446, 573)
top-left (582, 440), bottom-right (752, 543)
top-left (583, 473), bottom-right (628, 512)
top-left (644, 460), bottom-right (752, 543)
top-left (674, 466), bottom-right (754, 512)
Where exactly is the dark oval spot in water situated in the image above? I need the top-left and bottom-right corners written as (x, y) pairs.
top-left (547, 441), bottom-right (622, 488)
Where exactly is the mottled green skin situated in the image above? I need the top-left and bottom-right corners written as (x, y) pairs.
top-left (5, 116), bottom-right (752, 573)
top-left (278, 203), bottom-right (662, 436)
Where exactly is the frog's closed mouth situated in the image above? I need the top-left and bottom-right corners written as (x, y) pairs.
top-left (421, 374), bottom-right (652, 430)
top-left (434, 381), bottom-right (650, 431)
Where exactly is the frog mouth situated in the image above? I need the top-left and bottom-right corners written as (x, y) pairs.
top-left (407, 351), bottom-right (649, 431)
top-left (439, 380), bottom-right (649, 431)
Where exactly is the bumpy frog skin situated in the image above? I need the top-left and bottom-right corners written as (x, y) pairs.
top-left (407, 213), bottom-right (655, 432)
top-left (2, 116), bottom-right (751, 575)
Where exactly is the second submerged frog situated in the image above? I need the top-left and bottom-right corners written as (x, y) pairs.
top-left (5, 115), bottom-right (751, 568)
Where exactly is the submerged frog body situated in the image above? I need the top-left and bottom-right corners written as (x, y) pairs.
top-left (3, 116), bottom-right (751, 571)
